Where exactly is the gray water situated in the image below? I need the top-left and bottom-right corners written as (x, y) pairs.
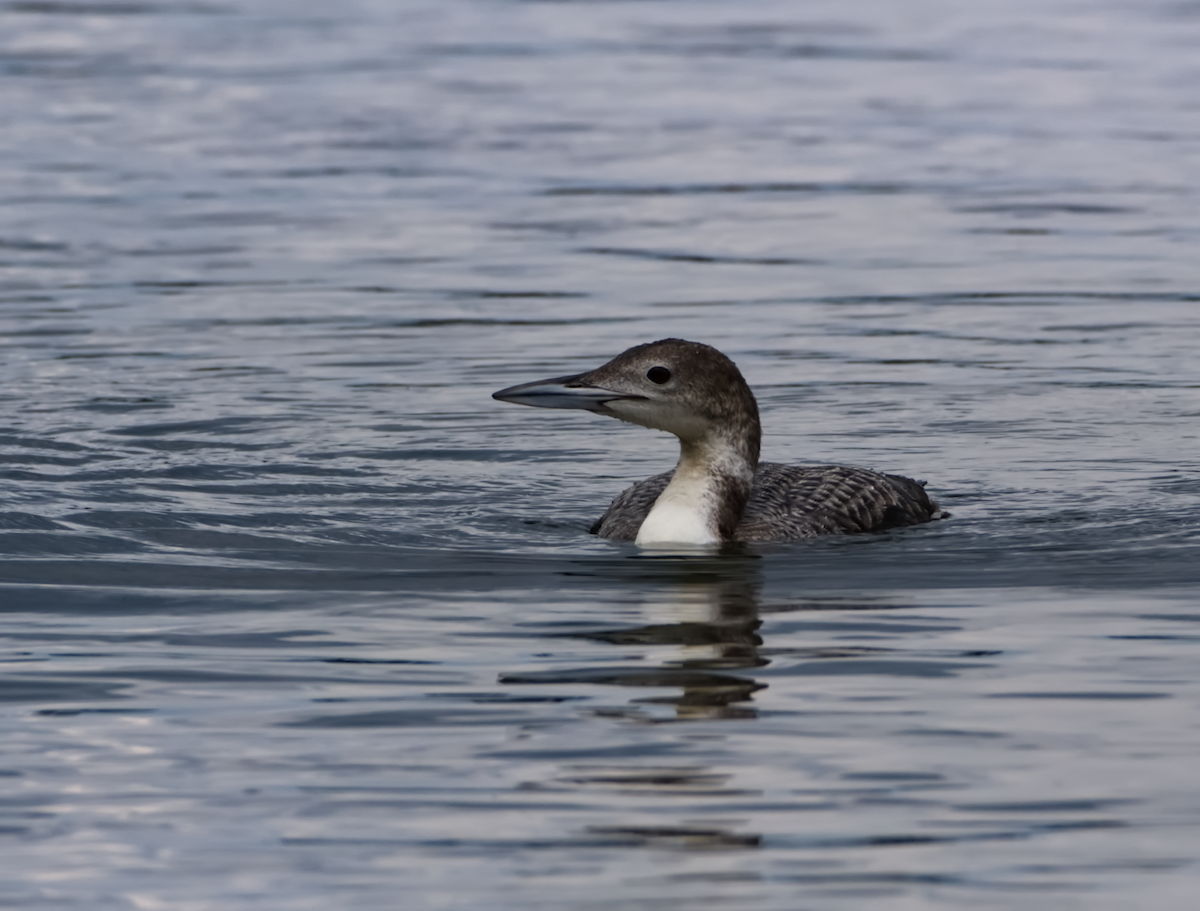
top-left (3, 0), bottom-right (1200, 907)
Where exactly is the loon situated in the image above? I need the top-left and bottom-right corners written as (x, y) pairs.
top-left (492, 339), bottom-right (943, 547)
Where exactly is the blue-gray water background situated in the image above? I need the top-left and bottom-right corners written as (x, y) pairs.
top-left (3, 0), bottom-right (1200, 908)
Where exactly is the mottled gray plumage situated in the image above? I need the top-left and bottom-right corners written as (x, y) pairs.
top-left (590, 462), bottom-right (939, 541)
top-left (493, 338), bottom-right (944, 544)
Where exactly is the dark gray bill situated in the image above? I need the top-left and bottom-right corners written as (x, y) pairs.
top-left (492, 374), bottom-right (638, 411)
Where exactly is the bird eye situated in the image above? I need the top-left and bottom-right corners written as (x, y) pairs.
top-left (646, 366), bottom-right (671, 384)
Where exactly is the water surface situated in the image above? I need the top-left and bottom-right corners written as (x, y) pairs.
top-left (3, 0), bottom-right (1200, 908)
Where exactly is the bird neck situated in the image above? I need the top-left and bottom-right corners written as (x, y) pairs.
top-left (634, 431), bottom-right (757, 547)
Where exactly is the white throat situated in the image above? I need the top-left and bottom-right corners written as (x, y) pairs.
top-left (634, 439), bottom-right (751, 548)
top-left (635, 466), bottom-right (722, 547)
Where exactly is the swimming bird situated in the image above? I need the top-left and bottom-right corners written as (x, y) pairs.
top-left (493, 339), bottom-right (943, 546)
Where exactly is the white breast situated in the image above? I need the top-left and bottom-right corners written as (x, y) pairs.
top-left (634, 472), bottom-right (721, 547)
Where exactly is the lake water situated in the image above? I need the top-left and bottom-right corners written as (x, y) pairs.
top-left (3, 0), bottom-right (1200, 907)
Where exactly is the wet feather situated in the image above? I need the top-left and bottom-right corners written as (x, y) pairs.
top-left (591, 462), bottom-right (941, 541)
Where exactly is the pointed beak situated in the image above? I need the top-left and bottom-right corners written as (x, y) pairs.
top-left (492, 373), bottom-right (642, 412)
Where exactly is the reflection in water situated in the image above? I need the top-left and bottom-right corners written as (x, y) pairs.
top-left (586, 825), bottom-right (763, 850)
top-left (506, 556), bottom-right (768, 721)
top-left (558, 767), bottom-right (763, 850)
top-left (505, 558), bottom-right (771, 850)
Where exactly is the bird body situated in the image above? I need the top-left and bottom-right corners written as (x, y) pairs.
top-left (493, 339), bottom-right (943, 546)
top-left (590, 462), bottom-right (938, 542)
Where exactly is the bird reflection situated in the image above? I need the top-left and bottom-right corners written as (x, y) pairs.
top-left (502, 555), bottom-right (767, 721)
top-left (501, 557), bottom-right (769, 851)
